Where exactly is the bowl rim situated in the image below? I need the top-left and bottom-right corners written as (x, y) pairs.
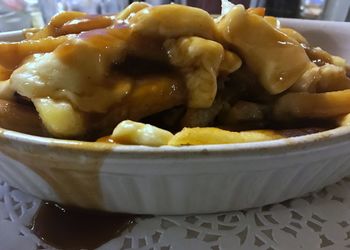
top-left (1, 125), bottom-right (350, 158)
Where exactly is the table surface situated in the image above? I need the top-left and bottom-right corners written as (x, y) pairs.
top-left (1, 178), bottom-right (350, 250)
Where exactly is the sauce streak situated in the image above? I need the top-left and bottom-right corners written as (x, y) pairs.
top-left (57, 15), bottom-right (115, 36)
top-left (0, 142), bottom-right (111, 210)
top-left (31, 201), bottom-right (137, 250)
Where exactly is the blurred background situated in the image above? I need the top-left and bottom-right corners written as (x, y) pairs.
top-left (0, 0), bottom-right (349, 32)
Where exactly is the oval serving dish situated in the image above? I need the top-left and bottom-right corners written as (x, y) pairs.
top-left (0, 19), bottom-right (349, 215)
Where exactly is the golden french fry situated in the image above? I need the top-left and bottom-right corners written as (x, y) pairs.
top-left (30, 12), bottom-right (114, 39)
top-left (30, 12), bottom-right (86, 39)
top-left (0, 36), bottom-right (69, 70)
top-left (274, 89), bottom-right (350, 120)
top-left (168, 127), bottom-right (283, 146)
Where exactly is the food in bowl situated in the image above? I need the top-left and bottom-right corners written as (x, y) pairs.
top-left (0, 2), bottom-right (349, 146)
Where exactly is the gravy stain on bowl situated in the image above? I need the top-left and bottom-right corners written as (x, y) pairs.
top-left (31, 201), bottom-right (137, 249)
top-left (0, 138), bottom-right (113, 210)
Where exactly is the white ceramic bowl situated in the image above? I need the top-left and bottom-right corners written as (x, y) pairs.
top-left (0, 19), bottom-right (349, 215)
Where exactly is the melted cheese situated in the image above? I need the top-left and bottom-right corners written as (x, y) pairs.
top-left (111, 120), bottom-right (173, 146)
top-left (165, 37), bottom-right (241, 108)
top-left (34, 98), bottom-right (87, 137)
top-left (128, 4), bottom-right (216, 40)
top-left (217, 5), bottom-right (311, 94)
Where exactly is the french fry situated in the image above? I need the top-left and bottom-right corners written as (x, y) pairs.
top-left (0, 36), bottom-right (69, 70)
top-left (29, 12), bottom-right (114, 39)
top-left (274, 90), bottom-right (350, 120)
top-left (168, 127), bottom-right (283, 146)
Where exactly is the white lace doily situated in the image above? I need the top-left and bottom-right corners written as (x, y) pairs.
top-left (1, 177), bottom-right (350, 250)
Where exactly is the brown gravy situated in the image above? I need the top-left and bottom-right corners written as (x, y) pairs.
top-left (31, 201), bottom-right (137, 250)
top-left (0, 140), bottom-right (112, 210)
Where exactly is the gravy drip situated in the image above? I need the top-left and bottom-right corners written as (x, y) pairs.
top-left (31, 201), bottom-right (137, 250)
top-left (0, 141), bottom-right (111, 210)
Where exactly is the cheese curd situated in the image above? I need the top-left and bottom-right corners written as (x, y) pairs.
top-left (111, 120), bottom-right (174, 146)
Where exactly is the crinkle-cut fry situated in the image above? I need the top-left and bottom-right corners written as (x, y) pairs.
top-left (217, 5), bottom-right (310, 94)
top-left (274, 90), bottom-right (350, 120)
top-left (129, 4), bottom-right (216, 40)
top-left (116, 2), bottom-right (150, 20)
top-left (29, 12), bottom-right (114, 39)
top-left (0, 99), bottom-right (44, 136)
top-left (169, 127), bottom-right (283, 146)
top-left (0, 35), bottom-right (70, 70)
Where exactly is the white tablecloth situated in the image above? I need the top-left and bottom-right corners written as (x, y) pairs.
top-left (1, 178), bottom-right (350, 250)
